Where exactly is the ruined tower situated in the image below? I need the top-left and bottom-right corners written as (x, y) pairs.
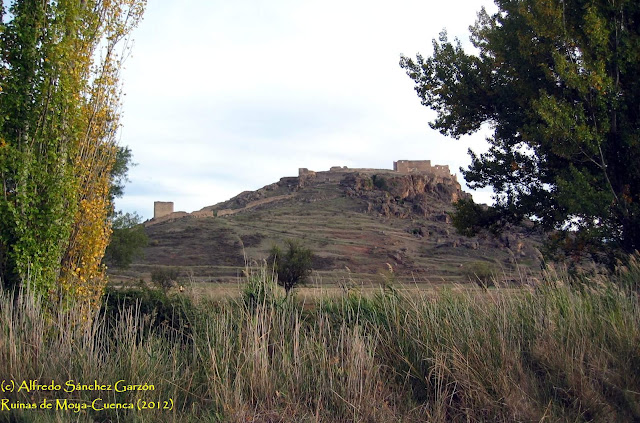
top-left (154, 201), bottom-right (174, 219)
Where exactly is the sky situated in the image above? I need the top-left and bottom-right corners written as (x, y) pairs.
top-left (116, 0), bottom-right (497, 220)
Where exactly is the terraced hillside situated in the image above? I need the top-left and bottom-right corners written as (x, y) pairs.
top-left (111, 166), bottom-right (543, 286)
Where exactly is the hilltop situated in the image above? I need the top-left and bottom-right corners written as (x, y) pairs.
top-left (112, 161), bottom-right (543, 285)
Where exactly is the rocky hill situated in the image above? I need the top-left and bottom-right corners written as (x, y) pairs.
top-left (113, 165), bottom-right (543, 286)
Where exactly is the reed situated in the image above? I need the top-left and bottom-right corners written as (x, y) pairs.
top-left (1, 259), bottom-right (639, 422)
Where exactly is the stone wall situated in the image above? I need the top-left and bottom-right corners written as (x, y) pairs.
top-left (393, 160), bottom-right (452, 178)
top-left (145, 211), bottom-right (188, 226)
top-left (191, 210), bottom-right (214, 218)
top-left (299, 168), bottom-right (316, 177)
top-left (154, 201), bottom-right (174, 219)
top-left (394, 160), bottom-right (431, 173)
top-left (432, 165), bottom-right (452, 179)
top-left (301, 160), bottom-right (453, 180)
top-left (217, 209), bottom-right (236, 217)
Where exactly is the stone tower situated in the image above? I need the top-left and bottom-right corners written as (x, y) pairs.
top-left (154, 201), bottom-right (174, 219)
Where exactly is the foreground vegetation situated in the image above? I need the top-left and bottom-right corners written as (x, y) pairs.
top-left (1, 258), bottom-right (639, 422)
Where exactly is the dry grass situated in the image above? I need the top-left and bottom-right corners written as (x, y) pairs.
top-left (1, 257), bottom-right (640, 422)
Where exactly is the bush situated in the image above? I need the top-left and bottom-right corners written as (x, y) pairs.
top-left (101, 285), bottom-right (195, 341)
top-left (268, 239), bottom-right (313, 295)
top-left (463, 260), bottom-right (498, 288)
top-left (151, 267), bottom-right (181, 290)
top-left (372, 174), bottom-right (388, 190)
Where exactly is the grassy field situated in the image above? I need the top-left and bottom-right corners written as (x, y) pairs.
top-left (2, 258), bottom-right (639, 422)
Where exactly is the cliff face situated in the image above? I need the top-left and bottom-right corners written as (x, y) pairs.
top-left (339, 172), bottom-right (470, 219)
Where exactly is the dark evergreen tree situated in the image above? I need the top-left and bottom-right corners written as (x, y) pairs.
top-left (401, 0), bottom-right (640, 264)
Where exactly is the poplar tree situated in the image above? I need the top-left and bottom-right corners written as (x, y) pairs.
top-left (0, 0), bottom-right (145, 306)
top-left (401, 0), bottom-right (640, 264)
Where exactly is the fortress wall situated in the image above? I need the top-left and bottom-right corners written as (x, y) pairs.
top-left (314, 172), bottom-right (335, 183)
top-left (393, 160), bottom-right (432, 173)
top-left (191, 210), bottom-right (214, 218)
top-left (154, 201), bottom-right (174, 219)
top-left (354, 168), bottom-right (397, 173)
top-left (217, 209), bottom-right (236, 217)
top-left (145, 211), bottom-right (187, 226)
top-left (279, 177), bottom-right (300, 189)
top-left (298, 168), bottom-right (316, 177)
top-left (301, 162), bottom-right (452, 180)
top-left (432, 165), bottom-right (452, 178)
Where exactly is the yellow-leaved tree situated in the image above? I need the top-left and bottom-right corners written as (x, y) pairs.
top-left (0, 0), bottom-right (146, 309)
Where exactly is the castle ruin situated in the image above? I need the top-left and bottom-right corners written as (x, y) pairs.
top-left (393, 160), bottom-right (451, 178)
top-left (147, 201), bottom-right (213, 226)
top-left (299, 160), bottom-right (453, 179)
top-left (150, 160), bottom-right (455, 226)
top-left (154, 201), bottom-right (174, 219)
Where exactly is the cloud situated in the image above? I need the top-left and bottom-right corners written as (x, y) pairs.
top-left (116, 0), bottom-right (496, 219)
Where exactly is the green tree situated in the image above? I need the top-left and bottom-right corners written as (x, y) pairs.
top-left (450, 198), bottom-right (504, 237)
top-left (103, 212), bottom-right (148, 269)
top-left (401, 0), bottom-right (640, 265)
top-left (103, 148), bottom-right (146, 269)
top-left (0, 0), bottom-right (145, 304)
top-left (268, 240), bottom-right (313, 295)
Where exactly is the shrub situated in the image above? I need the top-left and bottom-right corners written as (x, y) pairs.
top-left (372, 174), bottom-right (388, 190)
top-left (101, 285), bottom-right (195, 341)
top-left (267, 239), bottom-right (313, 295)
top-left (151, 267), bottom-right (181, 291)
top-left (463, 260), bottom-right (498, 288)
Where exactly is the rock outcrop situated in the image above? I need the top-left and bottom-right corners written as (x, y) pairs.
top-left (340, 172), bottom-right (469, 218)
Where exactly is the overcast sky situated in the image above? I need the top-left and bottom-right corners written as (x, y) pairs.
top-left (116, 0), bottom-right (497, 220)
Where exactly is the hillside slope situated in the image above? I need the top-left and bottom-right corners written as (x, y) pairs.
top-left (113, 166), bottom-right (542, 285)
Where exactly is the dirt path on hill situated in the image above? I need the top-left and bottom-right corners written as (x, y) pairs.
top-left (217, 194), bottom-right (296, 216)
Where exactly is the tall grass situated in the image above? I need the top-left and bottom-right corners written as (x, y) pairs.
top-left (1, 259), bottom-right (639, 422)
